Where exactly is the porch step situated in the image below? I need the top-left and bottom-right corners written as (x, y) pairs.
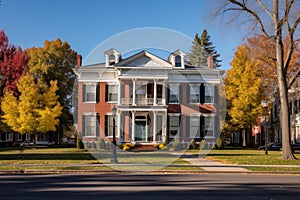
top-left (132, 144), bottom-right (157, 152)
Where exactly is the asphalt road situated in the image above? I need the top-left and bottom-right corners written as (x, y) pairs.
top-left (0, 173), bottom-right (300, 200)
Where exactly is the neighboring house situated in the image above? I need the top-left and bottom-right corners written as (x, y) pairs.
top-left (74, 49), bottom-right (223, 149)
top-left (288, 70), bottom-right (300, 144)
top-left (270, 70), bottom-right (300, 144)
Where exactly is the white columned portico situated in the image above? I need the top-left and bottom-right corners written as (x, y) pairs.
top-left (117, 111), bottom-right (122, 144)
top-left (131, 111), bottom-right (135, 141)
top-left (153, 111), bottom-right (157, 143)
top-left (162, 80), bottom-right (166, 105)
top-left (118, 81), bottom-right (121, 105)
top-left (162, 112), bottom-right (167, 143)
top-left (132, 79), bottom-right (136, 105)
top-left (154, 80), bottom-right (157, 105)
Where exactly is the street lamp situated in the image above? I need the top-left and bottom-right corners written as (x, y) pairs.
top-left (111, 105), bottom-right (118, 163)
top-left (262, 100), bottom-right (268, 155)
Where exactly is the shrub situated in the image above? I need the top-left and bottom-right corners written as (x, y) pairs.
top-left (97, 138), bottom-right (106, 149)
top-left (123, 146), bottom-right (131, 151)
top-left (216, 137), bottom-right (223, 149)
top-left (159, 143), bottom-right (165, 149)
top-left (199, 140), bottom-right (206, 150)
top-left (189, 139), bottom-right (199, 150)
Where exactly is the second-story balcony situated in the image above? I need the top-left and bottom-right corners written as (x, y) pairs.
top-left (121, 98), bottom-right (165, 106)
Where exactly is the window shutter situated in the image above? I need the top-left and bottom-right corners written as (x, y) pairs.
top-left (82, 85), bottom-right (86, 102)
top-left (105, 84), bottom-right (108, 102)
top-left (179, 84), bottom-right (183, 103)
top-left (104, 115), bottom-right (108, 136)
top-left (214, 85), bottom-right (218, 104)
top-left (187, 84), bottom-right (190, 104)
top-left (200, 115), bottom-right (205, 138)
top-left (96, 84), bottom-right (100, 103)
top-left (166, 87), bottom-right (170, 104)
top-left (187, 116), bottom-right (190, 138)
top-left (96, 114), bottom-right (100, 137)
top-left (82, 115), bottom-right (86, 136)
top-left (200, 83), bottom-right (205, 104)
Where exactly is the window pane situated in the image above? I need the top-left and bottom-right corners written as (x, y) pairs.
top-left (205, 85), bottom-right (214, 103)
top-left (85, 85), bottom-right (96, 102)
top-left (108, 85), bottom-right (118, 102)
top-left (85, 115), bottom-right (96, 137)
top-left (169, 84), bottom-right (179, 103)
top-left (190, 85), bottom-right (200, 103)
top-left (190, 116), bottom-right (200, 138)
top-left (169, 116), bottom-right (180, 137)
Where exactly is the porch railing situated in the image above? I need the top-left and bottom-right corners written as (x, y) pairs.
top-left (121, 98), bottom-right (165, 105)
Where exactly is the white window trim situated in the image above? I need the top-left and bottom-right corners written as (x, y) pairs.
top-left (205, 84), bottom-right (214, 104)
top-left (83, 83), bottom-right (97, 103)
top-left (83, 112), bottom-right (97, 138)
top-left (168, 84), bottom-right (180, 104)
top-left (105, 113), bottom-right (118, 138)
top-left (189, 114), bottom-right (201, 138)
top-left (168, 113), bottom-right (180, 138)
top-left (106, 83), bottom-right (118, 103)
top-left (189, 84), bottom-right (201, 104)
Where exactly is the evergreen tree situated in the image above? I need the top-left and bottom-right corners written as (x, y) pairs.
top-left (188, 33), bottom-right (209, 66)
top-left (188, 30), bottom-right (222, 68)
top-left (200, 29), bottom-right (222, 68)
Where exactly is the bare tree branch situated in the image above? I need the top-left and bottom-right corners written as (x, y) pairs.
top-left (256, 0), bottom-right (273, 18)
top-left (228, 0), bottom-right (270, 37)
top-left (280, 0), bottom-right (295, 29)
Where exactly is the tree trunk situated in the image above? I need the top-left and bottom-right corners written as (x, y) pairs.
top-left (32, 132), bottom-right (37, 148)
top-left (276, 34), bottom-right (296, 160)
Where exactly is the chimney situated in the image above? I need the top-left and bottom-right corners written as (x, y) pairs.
top-left (207, 56), bottom-right (214, 69)
top-left (77, 55), bottom-right (82, 68)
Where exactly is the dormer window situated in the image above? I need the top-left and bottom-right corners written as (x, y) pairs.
top-left (109, 54), bottom-right (116, 65)
top-left (175, 55), bottom-right (181, 67)
top-left (168, 49), bottom-right (186, 69)
top-left (104, 48), bottom-right (121, 67)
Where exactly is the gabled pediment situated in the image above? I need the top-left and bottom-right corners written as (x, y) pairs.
top-left (115, 50), bottom-right (173, 68)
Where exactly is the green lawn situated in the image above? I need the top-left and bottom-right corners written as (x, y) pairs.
top-left (206, 149), bottom-right (300, 165)
top-left (0, 147), bottom-right (197, 172)
top-left (1, 147), bottom-right (300, 172)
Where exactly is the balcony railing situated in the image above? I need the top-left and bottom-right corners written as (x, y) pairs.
top-left (121, 98), bottom-right (165, 105)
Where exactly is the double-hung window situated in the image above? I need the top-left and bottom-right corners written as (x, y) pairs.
top-left (83, 83), bottom-right (97, 102)
top-left (169, 84), bottom-right (179, 103)
top-left (204, 116), bottom-right (214, 137)
top-left (169, 114), bottom-right (180, 138)
top-left (82, 113), bottom-right (98, 137)
top-left (190, 84), bottom-right (200, 103)
top-left (106, 84), bottom-right (118, 102)
top-left (105, 115), bottom-right (117, 137)
top-left (189, 115), bottom-right (200, 138)
top-left (205, 84), bottom-right (214, 103)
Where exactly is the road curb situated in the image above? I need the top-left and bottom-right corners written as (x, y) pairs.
top-left (1, 170), bottom-right (300, 175)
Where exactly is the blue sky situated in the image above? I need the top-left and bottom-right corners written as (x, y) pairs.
top-left (0, 0), bottom-right (248, 70)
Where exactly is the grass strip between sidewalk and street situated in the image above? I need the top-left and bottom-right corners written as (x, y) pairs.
top-left (205, 149), bottom-right (300, 171)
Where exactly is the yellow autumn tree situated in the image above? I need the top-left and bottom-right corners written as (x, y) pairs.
top-left (1, 75), bottom-right (62, 145)
top-left (224, 44), bottom-right (263, 133)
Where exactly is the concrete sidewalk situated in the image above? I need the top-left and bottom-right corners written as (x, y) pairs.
top-left (179, 154), bottom-right (249, 172)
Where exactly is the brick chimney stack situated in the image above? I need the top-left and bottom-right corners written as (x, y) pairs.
top-left (77, 55), bottom-right (82, 68)
top-left (207, 56), bottom-right (214, 69)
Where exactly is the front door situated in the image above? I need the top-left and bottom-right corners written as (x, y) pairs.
top-left (135, 116), bottom-right (147, 141)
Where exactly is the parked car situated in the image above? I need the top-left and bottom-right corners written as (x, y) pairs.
top-left (61, 137), bottom-right (75, 144)
top-left (36, 140), bottom-right (52, 146)
top-left (258, 143), bottom-right (300, 151)
top-left (20, 140), bottom-right (33, 147)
